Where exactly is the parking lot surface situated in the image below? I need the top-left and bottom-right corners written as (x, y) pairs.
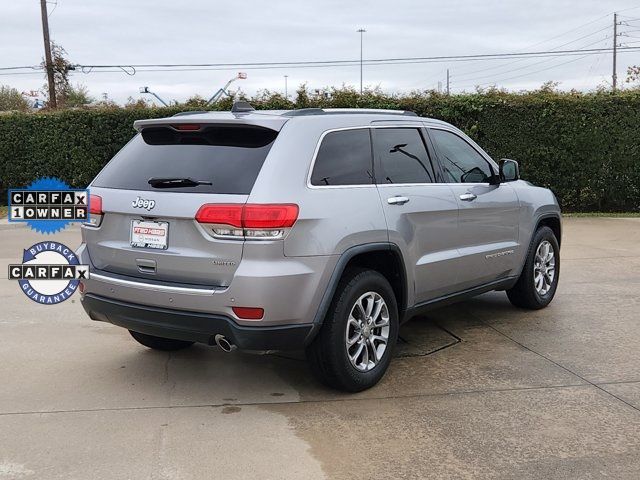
top-left (1, 217), bottom-right (639, 479)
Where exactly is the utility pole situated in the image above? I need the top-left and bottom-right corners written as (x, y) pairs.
top-left (446, 69), bottom-right (450, 95)
top-left (40, 0), bottom-right (57, 108)
top-left (613, 12), bottom-right (618, 92)
top-left (284, 75), bottom-right (288, 99)
top-left (357, 28), bottom-right (366, 95)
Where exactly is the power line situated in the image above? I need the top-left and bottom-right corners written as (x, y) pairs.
top-left (3, 45), bottom-right (640, 76)
top-left (455, 24), bottom-right (620, 89)
top-left (454, 27), bottom-right (611, 82)
top-left (453, 13), bottom-right (613, 80)
top-left (78, 47), bottom-right (639, 68)
top-left (454, 25), bottom-right (612, 81)
top-left (583, 49), bottom-right (606, 90)
top-left (54, 46), bottom-right (640, 72)
top-left (456, 53), bottom-right (597, 89)
top-left (1, 47), bottom-right (639, 84)
top-left (0, 65), bottom-right (41, 71)
top-left (615, 6), bottom-right (640, 14)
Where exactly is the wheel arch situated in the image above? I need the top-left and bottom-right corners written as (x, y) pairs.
top-left (534, 213), bottom-right (562, 247)
top-left (306, 243), bottom-right (408, 344)
top-left (511, 212), bottom-right (562, 282)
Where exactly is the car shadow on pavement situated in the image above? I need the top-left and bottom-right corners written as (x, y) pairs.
top-left (96, 295), bottom-right (525, 403)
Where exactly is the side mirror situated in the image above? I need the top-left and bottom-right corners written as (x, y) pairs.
top-left (499, 159), bottom-right (519, 182)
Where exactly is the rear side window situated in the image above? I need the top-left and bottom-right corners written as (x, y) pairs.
top-left (373, 128), bottom-right (435, 184)
top-left (92, 125), bottom-right (278, 194)
top-left (310, 129), bottom-right (373, 186)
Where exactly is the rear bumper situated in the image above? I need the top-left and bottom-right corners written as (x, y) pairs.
top-left (81, 294), bottom-right (314, 351)
top-left (75, 242), bottom-right (337, 328)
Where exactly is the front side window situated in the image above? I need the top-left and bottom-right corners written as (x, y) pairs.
top-left (429, 129), bottom-right (494, 183)
top-left (310, 129), bottom-right (373, 186)
top-left (373, 128), bottom-right (435, 184)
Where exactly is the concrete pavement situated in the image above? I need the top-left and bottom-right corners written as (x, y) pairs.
top-left (0, 218), bottom-right (639, 479)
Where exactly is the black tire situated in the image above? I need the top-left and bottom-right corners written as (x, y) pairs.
top-left (129, 330), bottom-right (195, 351)
top-left (507, 226), bottom-right (560, 309)
top-left (306, 268), bottom-right (399, 392)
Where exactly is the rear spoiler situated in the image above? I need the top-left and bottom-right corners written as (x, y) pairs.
top-left (133, 115), bottom-right (288, 132)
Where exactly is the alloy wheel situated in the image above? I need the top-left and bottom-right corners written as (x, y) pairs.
top-left (533, 240), bottom-right (556, 295)
top-left (345, 291), bottom-right (390, 372)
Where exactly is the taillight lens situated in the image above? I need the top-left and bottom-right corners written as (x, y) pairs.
top-left (89, 194), bottom-right (102, 215)
top-left (87, 194), bottom-right (103, 227)
top-left (195, 203), bottom-right (298, 239)
top-left (195, 204), bottom-right (243, 227)
top-left (243, 204), bottom-right (298, 229)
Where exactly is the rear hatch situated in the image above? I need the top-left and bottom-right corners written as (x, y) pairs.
top-left (84, 120), bottom-right (282, 286)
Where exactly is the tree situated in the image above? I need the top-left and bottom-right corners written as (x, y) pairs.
top-left (0, 85), bottom-right (29, 111)
top-left (295, 83), bottom-right (310, 108)
top-left (183, 95), bottom-right (208, 108)
top-left (40, 42), bottom-right (73, 107)
top-left (65, 83), bottom-right (93, 107)
top-left (627, 66), bottom-right (640, 85)
top-left (125, 96), bottom-right (152, 109)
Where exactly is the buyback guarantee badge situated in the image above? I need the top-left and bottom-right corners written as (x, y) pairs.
top-left (8, 241), bottom-right (89, 304)
top-left (8, 177), bottom-right (90, 234)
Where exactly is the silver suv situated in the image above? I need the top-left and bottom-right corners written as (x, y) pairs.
top-left (78, 103), bottom-right (561, 392)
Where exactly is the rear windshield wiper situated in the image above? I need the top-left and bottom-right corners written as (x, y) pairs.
top-left (148, 177), bottom-right (213, 189)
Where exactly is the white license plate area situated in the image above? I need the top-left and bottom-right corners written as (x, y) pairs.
top-left (130, 220), bottom-right (169, 250)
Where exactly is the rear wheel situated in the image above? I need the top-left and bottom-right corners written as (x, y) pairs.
top-left (129, 330), bottom-right (195, 351)
top-left (306, 268), bottom-right (399, 392)
top-left (507, 226), bottom-right (560, 309)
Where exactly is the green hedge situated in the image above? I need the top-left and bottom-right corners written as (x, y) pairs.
top-left (1, 90), bottom-right (639, 212)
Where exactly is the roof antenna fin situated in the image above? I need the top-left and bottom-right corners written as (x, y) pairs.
top-left (231, 101), bottom-right (255, 113)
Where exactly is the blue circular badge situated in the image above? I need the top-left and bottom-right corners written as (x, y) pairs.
top-left (25, 177), bottom-right (74, 234)
top-left (18, 241), bottom-right (82, 305)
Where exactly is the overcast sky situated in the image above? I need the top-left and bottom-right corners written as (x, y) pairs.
top-left (1, 0), bottom-right (640, 105)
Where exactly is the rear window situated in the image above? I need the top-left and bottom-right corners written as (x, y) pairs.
top-left (92, 125), bottom-right (278, 194)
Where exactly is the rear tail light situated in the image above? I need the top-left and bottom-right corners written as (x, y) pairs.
top-left (195, 204), bottom-right (243, 236)
top-left (87, 194), bottom-right (103, 227)
top-left (196, 203), bottom-right (298, 240)
top-left (243, 204), bottom-right (298, 228)
top-left (232, 306), bottom-right (264, 320)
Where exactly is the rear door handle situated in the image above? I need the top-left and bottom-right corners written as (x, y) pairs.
top-left (459, 193), bottom-right (477, 202)
top-left (387, 196), bottom-right (410, 205)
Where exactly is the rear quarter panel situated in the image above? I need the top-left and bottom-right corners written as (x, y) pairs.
top-left (248, 118), bottom-right (389, 258)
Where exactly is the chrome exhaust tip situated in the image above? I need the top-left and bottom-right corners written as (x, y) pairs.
top-left (214, 334), bottom-right (237, 353)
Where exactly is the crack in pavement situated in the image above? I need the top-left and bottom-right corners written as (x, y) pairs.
top-left (469, 310), bottom-right (640, 414)
top-left (0, 382), bottom-right (593, 417)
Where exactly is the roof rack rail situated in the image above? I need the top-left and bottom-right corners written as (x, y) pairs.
top-left (281, 108), bottom-right (417, 117)
top-left (284, 108), bottom-right (325, 117)
top-left (172, 111), bottom-right (209, 117)
top-left (231, 101), bottom-right (255, 113)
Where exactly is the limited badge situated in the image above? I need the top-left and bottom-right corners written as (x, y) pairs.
top-left (8, 241), bottom-right (89, 304)
top-left (8, 177), bottom-right (90, 234)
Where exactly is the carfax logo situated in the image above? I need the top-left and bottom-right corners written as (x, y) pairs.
top-left (8, 241), bottom-right (89, 305)
top-left (8, 177), bottom-right (90, 234)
